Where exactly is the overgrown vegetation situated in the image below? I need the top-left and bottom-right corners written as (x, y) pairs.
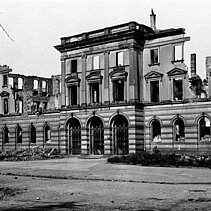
top-left (107, 151), bottom-right (211, 168)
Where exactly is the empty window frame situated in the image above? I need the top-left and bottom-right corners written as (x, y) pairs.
top-left (151, 120), bottom-right (161, 142)
top-left (44, 125), bottom-right (51, 143)
top-left (150, 80), bottom-right (159, 103)
top-left (16, 126), bottom-right (22, 144)
top-left (2, 126), bottom-right (9, 144)
top-left (173, 78), bottom-right (183, 100)
top-left (33, 80), bottom-right (38, 89)
top-left (69, 86), bottom-right (77, 105)
top-left (150, 49), bottom-right (159, 65)
top-left (116, 52), bottom-right (124, 66)
top-left (3, 75), bottom-right (8, 86)
top-left (3, 98), bottom-right (8, 114)
top-left (30, 125), bottom-right (36, 144)
top-left (199, 117), bottom-right (211, 141)
top-left (174, 118), bottom-right (185, 141)
top-left (90, 83), bottom-right (99, 103)
top-left (18, 78), bottom-right (23, 89)
top-left (174, 45), bottom-right (183, 61)
top-left (71, 60), bottom-right (77, 73)
top-left (9, 77), bottom-right (13, 88)
top-left (93, 56), bottom-right (100, 70)
top-left (19, 100), bottom-right (23, 113)
top-left (113, 80), bottom-right (124, 102)
top-left (42, 81), bottom-right (47, 96)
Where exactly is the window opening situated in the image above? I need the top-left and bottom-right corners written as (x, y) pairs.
top-left (69, 86), bottom-right (77, 105)
top-left (174, 45), bottom-right (182, 61)
top-left (3, 75), bottom-right (8, 86)
top-left (3, 127), bottom-right (9, 144)
top-left (152, 120), bottom-right (161, 142)
top-left (18, 78), bottom-right (23, 89)
top-left (93, 56), bottom-right (100, 70)
top-left (175, 118), bottom-right (185, 141)
top-left (9, 77), bottom-right (13, 88)
top-left (4, 99), bottom-right (8, 114)
top-left (173, 78), bottom-right (183, 100)
top-left (116, 52), bottom-right (123, 66)
top-left (150, 81), bottom-right (159, 102)
top-left (16, 126), bottom-right (22, 144)
top-left (30, 125), bottom-right (36, 144)
top-left (90, 83), bottom-right (99, 103)
top-left (199, 117), bottom-right (210, 141)
top-left (71, 60), bottom-right (77, 73)
top-left (113, 80), bottom-right (124, 101)
top-left (44, 125), bottom-right (51, 143)
top-left (150, 49), bottom-right (159, 65)
top-left (19, 101), bottom-right (23, 113)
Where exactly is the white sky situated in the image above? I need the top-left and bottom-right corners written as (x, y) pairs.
top-left (0, 0), bottom-right (210, 79)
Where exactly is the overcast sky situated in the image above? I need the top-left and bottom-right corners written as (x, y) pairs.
top-left (0, 0), bottom-right (210, 79)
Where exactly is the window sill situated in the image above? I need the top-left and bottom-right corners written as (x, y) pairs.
top-left (171, 59), bottom-right (184, 64)
top-left (148, 63), bottom-right (160, 67)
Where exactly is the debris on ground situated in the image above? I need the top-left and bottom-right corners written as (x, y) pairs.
top-left (0, 147), bottom-right (62, 161)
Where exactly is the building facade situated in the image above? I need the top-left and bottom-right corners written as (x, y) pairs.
top-left (1, 11), bottom-right (211, 155)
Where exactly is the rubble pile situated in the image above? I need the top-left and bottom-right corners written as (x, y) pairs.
top-left (0, 146), bottom-right (61, 161)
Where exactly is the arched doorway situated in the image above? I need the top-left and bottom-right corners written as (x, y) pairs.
top-left (88, 116), bottom-right (104, 155)
top-left (66, 118), bottom-right (81, 154)
top-left (111, 115), bottom-right (129, 155)
top-left (199, 116), bottom-right (211, 141)
top-left (15, 125), bottom-right (22, 149)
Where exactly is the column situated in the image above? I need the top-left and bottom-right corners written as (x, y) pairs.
top-left (81, 128), bottom-right (88, 155)
top-left (104, 51), bottom-right (110, 104)
top-left (61, 59), bottom-right (66, 106)
top-left (104, 127), bottom-right (111, 155)
top-left (81, 54), bottom-right (87, 106)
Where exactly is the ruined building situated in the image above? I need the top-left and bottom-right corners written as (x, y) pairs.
top-left (1, 11), bottom-right (211, 155)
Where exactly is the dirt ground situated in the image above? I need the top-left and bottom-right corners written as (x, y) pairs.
top-left (1, 173), bottom-right (211, 211)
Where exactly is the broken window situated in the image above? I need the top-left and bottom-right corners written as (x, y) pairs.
top-left (150, 49), bottom-right (159, 65)
top-left (93, 56), bottom-right (100, 70)
top-left (4, 98), bottom-right (8, 114)
top-left (2, 126), bottom-right (9, 144)
top-left (33, 80), bottom-right (39, 95)
top-left (152, 120), bottom-right (161, 142)
top-left (16, 126), bottom-right (22, 144)
top-left (3, 75), bottom-right (8, 86)
top-left (42, 81), bottom-right (47, 96)
top-left (199, 117), bottom-right (211, 141)
top-left (43, 102), bottom-right (48, 110)
top-left (30, 125), bottom-right (36, 144)
top-left (173, 78), bottom-right (183, 100)
top-left (90, 83), bottom-right (99, 103)
top-left (150, 80), bottom-right (159, 102)
top-left (44, 125), bottom-right (51, 143)
top-left (116, 52), bottom-right (124, 66)
top-left (9, 77), bottom-right (13, 88)
top-left (69, 86), bottom-right (77, 105)
top-left (174, 118), bottom-right (185, 141)
top-left (18, 78), bottom-right (23, 89)
top-left (113, 80), bottom-right (124, 102)
top-left (71, 60), bottom-right (77, 73)
top-left (174, 45), bottom-right (182, 61)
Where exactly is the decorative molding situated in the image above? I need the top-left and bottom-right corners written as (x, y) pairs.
top-left (109, 67), bottom-right (128, 81)
top-left (65, 73), bottom-right (81, 87)
top-left (0, 91), bottom-right (10, 97)
top-left (167, 68), bottom-right (187, 78)
top-left (86, 71), bottom-right (103, 84)
top-left (144, 71), bottom-right (163, 82)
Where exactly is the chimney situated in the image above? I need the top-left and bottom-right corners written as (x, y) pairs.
top-left (150, 9), bottom-right (156, 31)
top-left (190, 53), bottom-right (196, 77)
top-left (206, 56), bottom-right (211, 78)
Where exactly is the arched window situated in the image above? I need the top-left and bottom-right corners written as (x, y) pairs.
top-left (174, 118), bottom-right (185, 141)
top-left (44, 124), bottom-right (51, 143)
top-left (16, 126), bottom-right (22, 144)
top-left (151, 120), bottom-right (161, 142)
top-left (199, 117), bottom-right (211, 141)
top-left (30, 125), bottom-right (36, 144)
top-left (2, 126), bottom-right (9, 144)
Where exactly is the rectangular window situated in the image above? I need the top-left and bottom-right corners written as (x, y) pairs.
top-left (71, 60), bottom-right (77, 73)
top-left (116, 52), bottom-right (124, 66)
top-left (42, 81), bottom-right (47, 96)
top-left (150, 81), bottom-right (159, 102)
top-left (69, 86), bottom-right (77, 105)
top-left (93, 56), bottom-right (100, 70)
top-left (19, 101), bottom-right (23, 113)
top-left (150, 49), bottom-right (159, 65)
top-left (18, 78), bottom-right (23, 89)
top-left (4, 98), bottom-right (8, 114)
top-left (173, 78), bottom-right (183, 100)
top-left (3, 75), bottom-right (8, 86)
top-left (90, 83), bottom-right (99, 103)
top-left (34, 80), bottom-right (38, 89)
top-left (174, 45), bottom-right (182, 61)
top-left (9, 77), bottom-right (13, 88)
top-left (113, 80), bottom-right (124, 101)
